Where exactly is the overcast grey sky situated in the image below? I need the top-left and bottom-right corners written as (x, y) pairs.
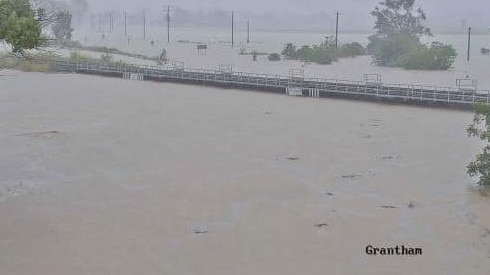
top-left (87, 0), bottom-right (487, 14)
top-left (84, 0), bottom-right (490, 31)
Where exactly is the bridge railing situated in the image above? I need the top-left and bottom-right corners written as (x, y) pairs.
top-left (54, 61), bottom-right (490, 105)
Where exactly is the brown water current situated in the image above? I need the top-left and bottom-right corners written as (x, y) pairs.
top-left (0, 71), bottom-right (489, 274)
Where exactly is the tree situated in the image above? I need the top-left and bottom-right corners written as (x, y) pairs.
top-left (52, 10), bottom-right (73, 43)
top-left (368, 0), bottom-right (456, 70)
top-left (1, 0), bottom-right (33, 36)
top-left (371, 0), bottom-right (431, 39)
top-left (467, 104), bottom-right (490, 186)
top-left (0, 0), bottom-right (42, 53)
top-left (281, 43), bottom-right (297, 59)
top-left (3, 14), bottom-right (41, 53)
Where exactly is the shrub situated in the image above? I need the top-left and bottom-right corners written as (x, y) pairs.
top-left (368, 34), bottom-right (420, 66)
top-left (268, 53), bottom-right (281, 61)
top-left (340, 42), bottom-right (366, 57)
top-left (297, 45), bottom-right (315, 61)
top-left (281, 37), bottom-right (364, 65)
top-left (310, 45), bottom-right (337, 64)
top-left (398, 42), bottom-right (457, 70)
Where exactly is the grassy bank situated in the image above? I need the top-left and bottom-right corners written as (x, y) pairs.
top-left (0, 51), bottom-right (130, 73)
top-left (0, 53), bottom-right (56, 72)
top-left (63, 41), bottom-right (160, 62)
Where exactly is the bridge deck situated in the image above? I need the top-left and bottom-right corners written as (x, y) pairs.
top-left (54, 61), bottom-right (490, 108)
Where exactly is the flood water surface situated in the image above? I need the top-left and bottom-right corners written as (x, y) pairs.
top-left (0, 71), bottom-right (489, 274)
top-left (76, 29), bottom-right (490, 89)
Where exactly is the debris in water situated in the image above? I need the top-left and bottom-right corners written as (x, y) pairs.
top-left (16, 130), bottom-right (63, 138)
top-left (481, 228), bottom-right (490, 238)
top-left (342, 174), bottom-right (362, 179)
top-left (314, 222), bottom-right (328, 228)
top-left (377, 155), bottom-right (397, 161)
top-left (380, 205), bottom-right (398, 209)
top-left (287, 156), bottom-right (300, 161)
top-left (362, 134), bottom-right (372, 139)
top-left (5, 182), bottom-right (23, 196)
top-left (192, 227), bottom-right (208, 235)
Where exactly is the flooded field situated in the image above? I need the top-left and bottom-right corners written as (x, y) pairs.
top-left (75, 29), bottom-right (490, 89)
top-left (1, 71), bottom-right (489, 274)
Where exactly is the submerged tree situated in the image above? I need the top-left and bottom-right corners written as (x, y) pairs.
top-left (370, 0), bottom-right (431, 40)
top-left (368, 0), bottom-right (456, 70)
top-left (281, 43), bottom-right (297, 59)
top-left (467, 104), bottom-right (490, 186)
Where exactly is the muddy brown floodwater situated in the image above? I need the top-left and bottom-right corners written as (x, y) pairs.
top-left (0, 71), bottom-right (489, 275)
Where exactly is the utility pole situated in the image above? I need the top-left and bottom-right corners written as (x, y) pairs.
top-left (247, 20), bottom-right (250, 43)
top-left (166, 5), bottom-right (170, 42)
top-left (143, 11), bottom-right (146, 39)
top-left (124, 11), bottom-right (127, 36)
top-left (467, 27), bottom-right (471, 62)
top-left (109, 11), bottom-right (113, 34)
top-left (98, 13), bottom-right (101, 32)
top-left (335, 11), bottom-right (340, 50)
top-left (231, 11), bottom-right (235, 48)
